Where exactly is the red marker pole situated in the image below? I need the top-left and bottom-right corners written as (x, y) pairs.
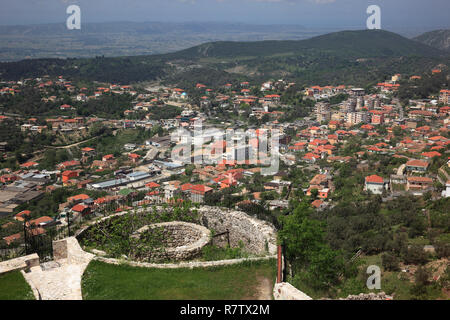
top-left (277, 244), bottom-right (282, 283)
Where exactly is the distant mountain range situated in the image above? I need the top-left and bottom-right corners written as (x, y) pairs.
top-left (0, 29), bottom-right (448, 87)
top-left (0, 21), bottom-right (336, 62)
top-left (414, 29), bottom-right (450, 52)
top-left (0, 21), bottom-right (447, 62)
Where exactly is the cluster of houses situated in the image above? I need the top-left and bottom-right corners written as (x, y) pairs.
top-left (1, 69), bottom-right (449, 249)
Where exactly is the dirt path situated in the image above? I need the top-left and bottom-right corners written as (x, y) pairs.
top-left (243, 276), bottom-right (273, 300)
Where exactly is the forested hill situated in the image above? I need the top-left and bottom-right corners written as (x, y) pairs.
top-left (0, 29), bottom-right (448, 86)
top-left (413, 29), bottom-right (450, 52)
top-left (169, 29), bottom-right (444, 59)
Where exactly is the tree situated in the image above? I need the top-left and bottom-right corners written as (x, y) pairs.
top-left (403, 245), bottom-right (429, 265)
top-left (310, 188), bottom-right (319, 200)
top-left (278, 202), bottom-right (344, 289)
top-left (410, 266), bottom-right (430, 300)
top-left (435, 242), bottom-right (450, 259)
top-left (381, 252), bottom-right (400, 271)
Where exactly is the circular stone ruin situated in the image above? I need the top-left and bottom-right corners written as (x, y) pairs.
top-left (197, 206), bottom-right (277, 255)
top-left (76, 205), bottom-right (277, 264)
top-left (131, 221), bottom-right (211, 262)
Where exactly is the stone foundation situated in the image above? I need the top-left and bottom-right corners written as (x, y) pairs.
top-left (132, 221), bottom-right (211, 262)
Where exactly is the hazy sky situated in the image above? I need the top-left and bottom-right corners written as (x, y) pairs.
top-left (0, 0), bottom-right (449, 29)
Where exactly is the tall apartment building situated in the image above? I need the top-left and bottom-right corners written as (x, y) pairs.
top-left (356, 97), bottom-right (364, 110)
top-left (440, 89), bottom-right (449, 104)
top-left (341, 98), bottom-right (356, 113)
top-left (316, 102), bottom-right (331, 123)
top-left (345, 112), bottom-right (369, 126)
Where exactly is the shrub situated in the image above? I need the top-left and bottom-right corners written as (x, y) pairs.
top-left (381, 252), bottom-right (400, 271)
top-left (435, 243), bottom-right (450, 259)
top-left (402, 245), bottom-right (429, 265)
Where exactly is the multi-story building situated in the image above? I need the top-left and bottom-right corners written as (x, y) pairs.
top-left (371, 112), bottom-right (385, 125)
top-left (316, 102), bottom-right (331, 123)
top-left (439, 89), bottom-right (449, 104)
top-left (345, 112), bottom-right (369, 126)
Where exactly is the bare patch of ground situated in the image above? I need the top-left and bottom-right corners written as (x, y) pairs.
top-left (243, 276), bottom-right (273, 300)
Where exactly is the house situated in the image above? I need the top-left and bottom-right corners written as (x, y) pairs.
top-left (14, 210), bottom-right (31, 221)
top-left (268, 200), bottom-right (289, 210)
top-left (81, 147), bottom-right (96, 156)
top-left (164, 184), bottom-right (181, 201)
top-left (439, 89), bottom-right (449, 104)
top-left (27, 216), bottom-right (53, 227)
top-left (311, 199), bottom-right (326, 210)
top-left (303, 153), bottom-right (320, 163)
top-left (0, 174), bottom-right (19, 184)
top-left (67, 194), bottom-right (90, 203)
top-left (406, 176), bottom-right (433, 191)
top-left (145, 182), bottom-right (160, 189)
top-left (20, 161), bottom-right (38, 169)
top-left (406, 160), bottom-right (429, 173)
top-left (60, 104), bottom-right (72, 110)
top-left (71, 204), bottom-right (91, 216)
top-left (421, 151), bottom-right (442, 159)
top-left (62, 170), bottom-right (80, 184)
top-left (57, 160), bottom-right (81, 170)
top-left (3, 233), bottom-right (22, 245)
top-left (364, 175), bottom-right (387, 195)
top-left (190, 185), bottom-right (213, 203)
top-left (128, 153), bottom-right (141, 163)
top-left (308, 174), bottom-right (330, 194)
top-left (91, 160), bottom-right (115, 170)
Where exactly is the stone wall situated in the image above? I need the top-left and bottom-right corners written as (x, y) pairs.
top-left (95, 255), bottom-right (276, 269)
top-left (76, 205), bottom-right (277, 261)
top-left (0, 253), bottom-right (40, 274)
top-left (132, 221), bottom-right (211, 262)
top-left (197, 206), bottom-right (277, 255)
top-left (273, 282), bottom-right (313, 300)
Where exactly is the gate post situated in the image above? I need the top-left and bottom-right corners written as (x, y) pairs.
top-left (277, 244), bottom-right (282, 283)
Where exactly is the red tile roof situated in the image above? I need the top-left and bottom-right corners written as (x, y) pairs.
top-left (27, 216), bottom-right (53, 226)
top-left (365, 175), bottom-right (384, 184)
top-left (421, 151), bottom-right (442, 158)
top-left (72, 204), bottom-right (89, 212)
top-left (407, 176), bottom-right (433, 183)
top-left (68, 194), bottom-right (90, 202)
top-left (406, 159), bottom-right (429, 168)
top-left (191, 185), bottom-right (213, 194)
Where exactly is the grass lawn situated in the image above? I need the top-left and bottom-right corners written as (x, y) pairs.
top-left (82, 259), bottom-right (276, 300)
top-left (0, 271), bottom-right (35, 300)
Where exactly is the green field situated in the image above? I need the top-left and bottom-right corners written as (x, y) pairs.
top-left (82, 259), bottom-right (276, 300)
top-left (0, 271), bottom-right (35, 300)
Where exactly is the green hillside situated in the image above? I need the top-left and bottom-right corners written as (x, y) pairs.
top-left (0, 29), bottom-right (448, 86)
top-left (414, 29), bottom-right (450, 52)
top-left (170, 29), bottom-right (444, 59)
